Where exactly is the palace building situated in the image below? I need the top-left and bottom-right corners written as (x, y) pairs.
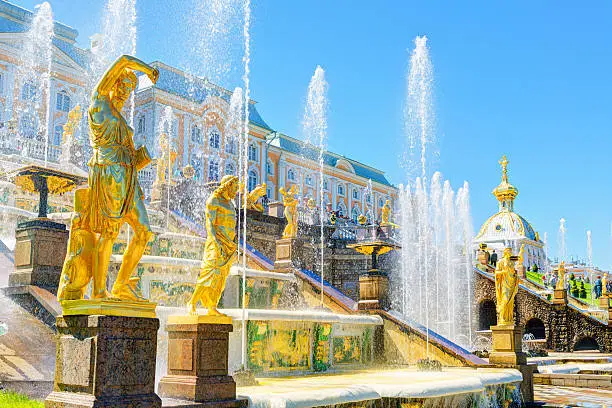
top-left (473, 156), bottom-right (546, 270)
top-left (0, 0), bottom-right (397, 223)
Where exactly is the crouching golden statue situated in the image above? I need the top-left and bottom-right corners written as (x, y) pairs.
top-left (246, 182), bottom-right (266, 212)
top-left (187, 175), bottom-right (240, 316)
top-left (57, 55), bottom-right (159, 303)
top-left (494, 247), bottom-right (519, 326)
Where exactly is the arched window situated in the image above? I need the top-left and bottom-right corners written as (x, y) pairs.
top-left (337, 184), bottom-right (345, 196)
top-left (305, 175), bottom-right (313, 186)
top-left (21, 81), bottom-right (36, 101)
top-left (225, 162), bottom-right (235, 176)
top-left (225, 136), bottom-right (237, 154)
top-left (53, 125), bottom-right (63, 145)
top-left (56, 90), bottom-right (71, 112)
top-left (191, 157), bottom-right (203, 181)
top-left (208, 126), bottom-right (220, 149)
top-left (287, 169), bottom-right (296, 181)
top-left (248, 143), bottom-right (258, 162)
top-left (323, 178), bottom-right (329, 190)
top-left (136, 115), bottom-right (146, 134)
top-left (352, 189), bottom-right (360, 200)
top-left (19, 112), bottom-right (37, 139)
top-left (191, 125), bottom-right (202, 143)
top-left (248, 169), bottom-right (258, 191)
top-left (337, 202), bottom-right (347, 217)
top-left (208, 160), bottom-right (219, 182)
top-left (351, 207), bottom-right (360, 222)
top-left (267, 159), bottom-right (274, 175)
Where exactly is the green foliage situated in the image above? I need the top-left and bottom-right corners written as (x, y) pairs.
top-left (312, 323), bottom-right (331, 372)
top-left (525, 270), bottom-right (544, 286)
top-left (0, 390), bottom-right (44, 408)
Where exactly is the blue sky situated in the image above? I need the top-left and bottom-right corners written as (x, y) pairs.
top-left (17, 0), bottom-right (612, 269)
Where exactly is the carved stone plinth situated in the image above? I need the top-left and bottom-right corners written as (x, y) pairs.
top-left (358, 270), bottom-right (389, 311)
top-left (158, 315), bottom-right (242, 406)
top-left (267, 201), bottom-right (284, 218)
top-left (45, 315), bottom-right (161, 408)
top-left (599, 295), bottom-right (610, 309)
top-left (489, 324), bottom-right (534, 404)
top-left (552, 288), bottom-right (568, 305)
top-left (274, 238), bottom-right (302, 272)
top-left (9, 219), bottom-right (68, 290)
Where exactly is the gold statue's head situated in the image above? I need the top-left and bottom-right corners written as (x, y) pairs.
top-left (112, 69), bottom-right (138, 108)
top-left (503, 247), bottom-right (512, 258)
top-left (217, 175), bottom-right (240, 199)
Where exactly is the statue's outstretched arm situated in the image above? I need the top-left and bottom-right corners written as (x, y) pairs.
top-left (95, 54), bottom-right (159, 97)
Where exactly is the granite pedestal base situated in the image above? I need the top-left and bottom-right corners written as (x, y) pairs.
top-left (9, 220), bottom-right (68, 290)
top-left (489, 324), bottom-right (534, 403)
top-left (599, 294), bottom-right (610, 309)
top-left (552, 288), bottom-right (568, 305)
top-left (45, 315), bottom-right (161, 408)
top-left (274, 238), bottom-right (302, 272)
top-left (358, 270), bottom-right (389, 311)
top-left (158, 315), bottom-right (241, 406)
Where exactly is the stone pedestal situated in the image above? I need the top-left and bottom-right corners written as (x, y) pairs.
top-left (274, 238), bottom-right (302, 272)
top-left (45, 315), bottom-right (161, 408)
top-left (599, 295), bottom-right (610, 309)
top-left (489, 324), bottom-right (534, 404)
top-left (9, 219), bottom-right (68, 290)
top-left (553, 288), bottom-right (568, 305)
top-left (267, 201), bottom-right (284, 218)
top-left (158, 315), bottom-right (242, 407)
top-left (358, 270), bottom-right (389, 311)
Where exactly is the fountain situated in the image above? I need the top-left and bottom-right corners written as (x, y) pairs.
top-left (558, 218), bottom-right (566, 262)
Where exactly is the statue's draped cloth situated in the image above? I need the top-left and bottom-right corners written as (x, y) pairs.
top-left (195, 196), bottom-right (237, 304)
top-left (495, 257), bottom-right (519, 325)
top-left (87, 97), bottom-right (140, 235)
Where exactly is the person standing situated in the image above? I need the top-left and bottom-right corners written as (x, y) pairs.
top-left (594, 276), bottom-right (603, 299)
top-left (490, 249), bottom-right (498, 267)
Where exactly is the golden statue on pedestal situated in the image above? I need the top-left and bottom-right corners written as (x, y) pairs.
top-left (155, 132), bottom-right (177, 184)
top-left (246, 182), bottom-right (266, 212)
top-left (603, 273), bottom-right (608, 297)
top-left (187, 175), bottom-right (240, 316)
top-left (380, 199), bottom-right (398, 228)
top-left (556, 261), bottom-right (566, 291)
top-left (494, 247), bottom-right (519, 326)
top-left (62, 105), bottom-right (82, 144)
top-left (57, 55), bottom-right (159, 303)
top-left (279, 184), bottom-right (298, 239)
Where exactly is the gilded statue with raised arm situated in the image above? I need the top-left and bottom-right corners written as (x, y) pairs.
top-left (279, 184), bottom-right (299, 238)
top-left (57, 55), bottom-right (159, 302)
top-left (556, 261), bottom-right (566, 291)
top-left (188, 175), bottom-right (240, 315)
top-left (494, 247), bottom-right (519, 326)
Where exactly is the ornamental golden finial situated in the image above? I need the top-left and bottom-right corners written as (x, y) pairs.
top-left (187, 175), bottom-right (240, 316)
top-left (494, 247), bottom-right (519, 326)
top-left (499, 155), bottom-right (509, 184)
top-left (57, 55), bottom-right (159, 304)
top-left (279, 184), bottom-right (299, 238)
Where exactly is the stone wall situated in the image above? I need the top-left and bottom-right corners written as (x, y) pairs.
top-left (474, 271), bottom-right (612, 352)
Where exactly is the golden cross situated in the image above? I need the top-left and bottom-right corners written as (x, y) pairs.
top-left (499, 155), bottom-right (509, 182)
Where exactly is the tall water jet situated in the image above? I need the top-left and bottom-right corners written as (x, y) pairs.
top-left (302, 65), bottom-right (328, 307)
top-left (404, 35), bottom-right (435, 179)
top-left (587, 230), bottom-right (592, 267)
top-left (558, 218), bottom-right (566, 262)
top-left (15, 2), bottom-right (54, 164)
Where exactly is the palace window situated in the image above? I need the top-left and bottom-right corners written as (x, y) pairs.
top-left (352, 189), bottom-right (359, 200)
top-left (56, 91), bottom-right (71, 112)
top-left (19, 112), bottom-right (37, 139)
top-left (337, 184), bottom-right (345, 196)
top-left (208, 126), bottom-right (220, 149)
top-left (208, 160), bottom-right (220, 182)
top-left (191, 157), bottom-right (203, 181)
top-left (136, 115), bottom-right (146, 134)
top-left (248, 143), bottom-right (258, 162)
top-left (225, 162), bottom-right (235, 176)
top-left (352, 207), bottom-right (360, 222)
top-left (267, 159), bottom-right (274, 175)
top-left (379, 198), bottom-right (384, 207)
top-left (191, 125), bottom-right (202, 143)
top-left (53, 125), bottom-right (63, 145)
top-left (248, 169), bottom-right (258, 191)
top-left (323, 178), bottom-right (329, 190)
top-left (287, 168), bottom-right (296, 181)
top-left (305, 175), bottom-right (313, 186)
top-left (225, 136), bottom-right (237, 154)
top-left (366, 194), bottom-right (371, 204)
top-left (21, 81), bottom-right (36, 101)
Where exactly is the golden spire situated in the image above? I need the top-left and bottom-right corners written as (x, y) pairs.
top-left (492, 154), bottom-right (518, 211)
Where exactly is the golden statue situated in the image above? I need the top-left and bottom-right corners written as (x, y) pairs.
top-left (246, 182), bottom-right (267, 212)
top-left (155, 132), bottom-right (177, 184)
top-left (556, 261), bottom-right (566, 291)
top-left (494, 247), bottom-right (519, 326)
top-left (279, 184), bottom-right (299, 239)
top-left (380, 199), bottom-right (398, 228)
top-left (187, 175), bottom-right (240, 315)
top-left (517, 243), bottom-right (525, 266)
top-left (58, 55), bottom-right (158, 302)
top-left (62, 105), bottom-right (81, 144)
top-left (603, 273), bottom-right (608, 297)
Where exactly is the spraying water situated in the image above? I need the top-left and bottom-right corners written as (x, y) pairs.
top-left (15, 2), bottom-right (54, 164)
top-left (558, 218), bottom-right (566, 261)
top-left (587, 230), bottom-right (592, 267)
top-left (302, 66), bottom-right (328, 307)
top-left (158, 106), bottom-right (175, 230)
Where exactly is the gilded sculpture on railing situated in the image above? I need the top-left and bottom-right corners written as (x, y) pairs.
top-left (155, 132), bottom-right (177, 184)
top-left (57, 55), bottom-right (159, 302)
top-left (494, 247), bottom-right (519, 326)
top-left (556, 261), bottom-right (566, 291)
top-left (246, 182), bottom-right (267, 212)
top-left (380, 199), bottom-right (398, 228)
top-left (279, 184), bottom-right (299, 239)
top-left (187, 175), bottom-right (240, 316)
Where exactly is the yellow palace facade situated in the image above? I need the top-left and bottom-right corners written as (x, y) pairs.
top-left (0, 1), bottom-right (397, 222)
